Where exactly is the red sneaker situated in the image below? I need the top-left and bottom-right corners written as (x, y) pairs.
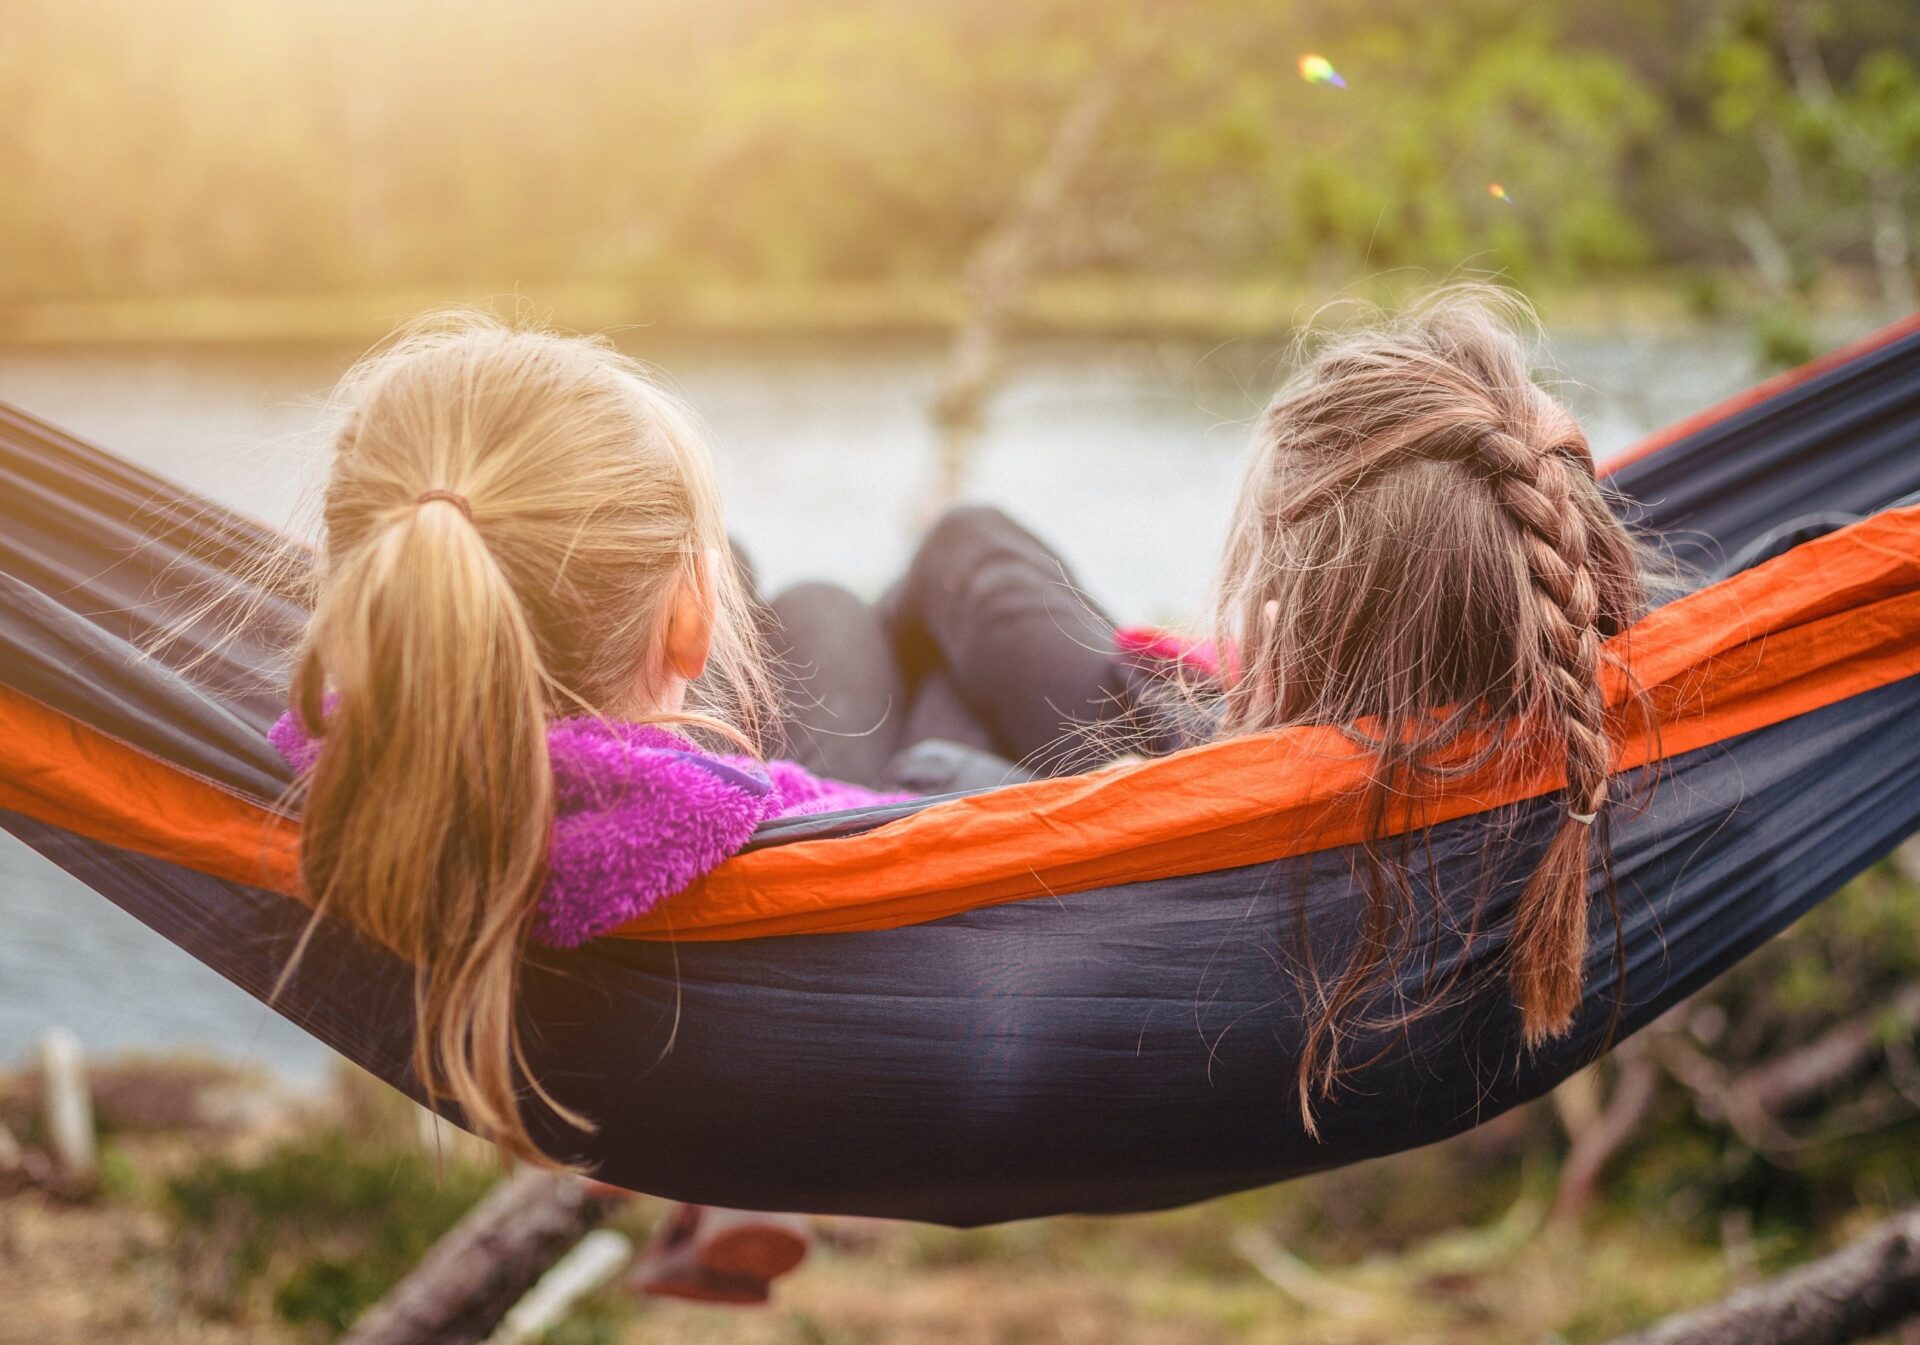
top-left (628, 1204), bottom-right (809, 1306)
top-left (694, 1207), bottom-right (811, 1281)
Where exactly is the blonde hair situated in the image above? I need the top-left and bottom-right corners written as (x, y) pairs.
top-left (1215, 287), bottom-right (1651, 1123)
top-left (289, 313), bottom-right (774, 1164)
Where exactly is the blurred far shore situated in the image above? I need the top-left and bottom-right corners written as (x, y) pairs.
top-left (0, 273), bottom-right (1897, 352)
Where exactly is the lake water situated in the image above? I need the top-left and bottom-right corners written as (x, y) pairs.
top-left (0, 324), bottom-right (1808, 1081)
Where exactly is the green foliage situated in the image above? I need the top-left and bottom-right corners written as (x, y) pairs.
top-left (165, 1126), bottom-right (494, 1334)
top-left (1752, 303), bottom-right (1818, 366)
top-left (1682, 268), bottom-right (1736, 317)
top-left (539, 1300), bottom-right (632, 1345)
top-left (0, 0), bottom-right (1911, 312)
top-left (1594, 862), bottom-right (1920, 1245)
top-left (1687, 0), bottom-right (1920, 321)
top-left (274, 1257), bottom-right (389, 1334)
top-left (95, 1143), bottom-right (147, 1202)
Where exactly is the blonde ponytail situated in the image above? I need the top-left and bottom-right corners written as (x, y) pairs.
top-left (288, 313), bottom-right (775, 1164)
top-left (295, 496), bottom-right (576, 1162)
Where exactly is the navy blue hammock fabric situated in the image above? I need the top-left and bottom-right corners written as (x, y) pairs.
top-left (1, 317), bottom-right (1919, 1226)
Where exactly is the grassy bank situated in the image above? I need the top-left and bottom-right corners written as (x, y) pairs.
top-left (0, 271), bottom-right (1882, 351)
top-left (0, 1072), bottom-right (1797, 1345)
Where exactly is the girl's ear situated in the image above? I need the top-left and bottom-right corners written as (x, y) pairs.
top-left (663, 548), bottom-right (719, 682)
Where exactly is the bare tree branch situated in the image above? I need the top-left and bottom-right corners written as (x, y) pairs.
top-left (1551, 1044), bottom-right (1661, 1224)
top-left (1729, 206), bottom-right (1797, 300)
top-left (926, 59), bottom-right (1134, 506)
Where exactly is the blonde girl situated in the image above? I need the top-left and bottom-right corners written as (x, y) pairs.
top-left (273, 315), bottom-right (897, 1172)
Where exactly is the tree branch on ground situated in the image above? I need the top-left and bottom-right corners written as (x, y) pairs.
top-left (339, 1170), bottom-right (622, 1345)
top-left (1232, 1227), bottom-right (1373, 1319)
top-left (1598, 1203), bottom-right (1920, 1345)
top-left (1650, 983), bottom-right (1920, 1158)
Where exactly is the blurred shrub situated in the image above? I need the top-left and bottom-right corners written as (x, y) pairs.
top-left (165, 1124), bottom-right (493, 1334)
top-left (1751, 304), bottom-right (1818, 368)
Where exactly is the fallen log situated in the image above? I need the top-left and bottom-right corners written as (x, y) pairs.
top-left (339, 1169), bottom-right (622, 1345)
top-left (1600, 1205), bottom-right (1920, 1345)
top-left (1735, 984), bottom-right (1920, 1118)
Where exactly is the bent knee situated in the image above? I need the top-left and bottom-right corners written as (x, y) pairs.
top-left (915, 505), bottom-right (1029, 579)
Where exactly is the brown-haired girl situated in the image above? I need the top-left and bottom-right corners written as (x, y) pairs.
top-left (889, 288), bottom-right (1655, 1117)
top-left (1208, 289), bottom-right (1651, 1109)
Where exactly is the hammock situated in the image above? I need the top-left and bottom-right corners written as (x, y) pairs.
top-left (2, 316), bottom-right (1918, 1227)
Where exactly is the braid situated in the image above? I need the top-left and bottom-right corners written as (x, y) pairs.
top-left (1480, 423), bottom-right (1615, 1044)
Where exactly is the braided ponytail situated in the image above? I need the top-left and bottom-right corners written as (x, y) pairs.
top-left (1477, 425), bottom-right (1619, 1043)
top-left (1215, 286), bottom-right (1652, 1123)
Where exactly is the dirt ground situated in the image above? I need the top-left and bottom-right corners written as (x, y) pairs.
top-left (0, 1156), bottom-right (1733, 1345)
top-left (0, 1064), bottom-right (1835, 1345)
top-left (0, 1143), bottom-right (288, 1345)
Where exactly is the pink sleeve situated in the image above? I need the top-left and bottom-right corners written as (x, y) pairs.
top-left (1113, 626), bottom-right (1230, 681)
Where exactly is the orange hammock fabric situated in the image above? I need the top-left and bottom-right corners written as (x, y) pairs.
top-left (3, 500), bottom-right (1918, 940)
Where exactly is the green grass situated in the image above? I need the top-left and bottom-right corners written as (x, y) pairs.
top-left (165, 1126), bottom-right (496, 1333)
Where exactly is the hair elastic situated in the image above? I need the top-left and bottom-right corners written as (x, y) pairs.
top-left (414, 489), bottom-right (474, 522)
top-left (1568, 809), bottom-right (1598, 826)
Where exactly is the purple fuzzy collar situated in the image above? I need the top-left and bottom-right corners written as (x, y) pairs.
top-left (268, 712), bottom-right (894, 947)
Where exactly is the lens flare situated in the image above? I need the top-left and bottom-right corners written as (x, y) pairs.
top-left (1488, 182), bottom-right (1512, 203)
top-left (1298, 54), bottom-right (1346, 88)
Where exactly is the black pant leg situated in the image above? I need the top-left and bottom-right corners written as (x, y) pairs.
top-left (898, 667), bottom-right (998, 755)
top-left (890, 505), bottom-right (1134, 776)
top-left (767, 581), bottom-right (909, 790)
